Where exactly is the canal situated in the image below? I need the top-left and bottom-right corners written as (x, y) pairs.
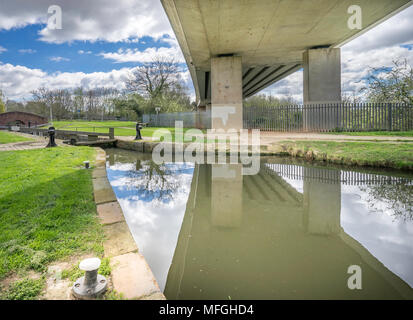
top-left (105, 148), bottom-right (413, 300)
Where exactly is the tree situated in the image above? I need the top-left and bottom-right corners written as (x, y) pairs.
top-left (113, 93), bottom-right (144, 119)
top-left (361, 58), bottom-right (413, 104)
top-left (126, 57), bottom-right (180, 100)
top-left (0, 90), bottom-right (6, 113)
top-left (244, 94), bottom-right (297, 108)
top-left (126, 56), bottom-right (191, 114)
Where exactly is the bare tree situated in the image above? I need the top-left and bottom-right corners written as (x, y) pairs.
top-left (126, 56), bottom-right (180, 102)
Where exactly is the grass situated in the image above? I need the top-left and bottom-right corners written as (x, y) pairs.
top-left (324, 131), bottom-right (413, 137)
top-left (41, 120), bottom-right (206, 138)
top-left (0, 146), bottom-right (104, 295)
top-left (0, 131), bottom-right (33, 144)
top-left (0, 278), bottom-right (45, 300)
top-left (278, 140), bottom-right (413, 170)
top-left (62, 257), bottom-right (111, 282)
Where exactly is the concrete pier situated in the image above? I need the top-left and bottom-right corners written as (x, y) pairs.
top-left (303, 48), bottom-right (341, 131)
top-left (211, 56), bottom-right (243, 130)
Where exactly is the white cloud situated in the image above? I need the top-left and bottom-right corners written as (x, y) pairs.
top-left (262, 6), bottom-right (413, 102)
top-left (0, 62), bottom-right (193, 101)
top-left (78, 50), bottom-right (92, 55)
top-left (0, 62), bottom-right (132, 100)
top-left (18, 49), bottom-right (37, 54)
top-left (49, 56), bottom-right (70, 62)
top-left (0, 46), bottom-right (7, 53)
top-left (0, 0), bottom-right (172, 43)
top-left (99, 40), bottom-right (184, 64)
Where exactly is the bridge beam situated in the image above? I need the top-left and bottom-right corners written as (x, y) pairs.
top-left (211, 56), bottom-right (243, 130)
top-left (303, 48), bottom-right (341, 131)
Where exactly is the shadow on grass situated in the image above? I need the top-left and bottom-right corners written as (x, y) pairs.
top-left (0, 170), bottom-right (104, 280)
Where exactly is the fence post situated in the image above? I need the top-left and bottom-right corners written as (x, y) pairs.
top-left (109, 127), bottom-right (114, 139)
top-left (388, 103), bottom-right (392, 131)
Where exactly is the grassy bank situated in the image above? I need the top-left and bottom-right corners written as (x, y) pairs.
top-left (275, 141), bottom-right (413, 170)
top-left (0, 147), bottom-right (104, 299)
top-left (0, 131), bottom-right (33, 144)
top-left (42, 120), bottom-right (205, 138)
top-left (324, 131), bottom-right (413, 137)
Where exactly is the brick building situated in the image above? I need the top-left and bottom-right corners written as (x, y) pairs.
top-left (0, 111), bottom-right (48, 127)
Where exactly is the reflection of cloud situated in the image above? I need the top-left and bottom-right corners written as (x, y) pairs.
top-left (341, 186), bottom-right (413, 288)
top-left (106, 160), bottom-right (194, 290)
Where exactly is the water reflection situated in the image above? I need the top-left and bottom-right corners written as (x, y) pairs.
top-left (106, 150), bottom-right (194, 290)
top-left (105, 149), bottom-right (413, 299)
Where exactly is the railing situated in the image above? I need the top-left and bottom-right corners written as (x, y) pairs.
top-left (20, 127), bottom-right (115, 140)
top-left (143, 103), bottom-right (413, 132)
top-left (143, 111), bottom-right (211, 129)
top-left (244, 103), bottom-right (413, 132)
top-left (264, 163), bottom-right (413, 185)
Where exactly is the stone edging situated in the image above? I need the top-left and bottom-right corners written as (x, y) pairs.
top-left (115, 139), bottom-right (413, 171)
top-left (93, 147), bottom-right (166, 300)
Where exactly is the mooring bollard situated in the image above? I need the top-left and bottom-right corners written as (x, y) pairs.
top-left (83, 161), bottom-right (90, 169)
top-left (72, 258), bottom-right (107, 299)
top-left (46, 126), bottom-right (57, 148)
top-left (135, 122), bottom-right (143, 140)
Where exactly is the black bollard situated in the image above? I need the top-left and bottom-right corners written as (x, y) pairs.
top-left (135, 122), bottom-right (143, 140)
top-left (46, 126), bottom-right (57, 148)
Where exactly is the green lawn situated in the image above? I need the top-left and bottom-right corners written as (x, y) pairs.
top-left (278, 140), bottom-right (413, 170)
top-left (0, 131), bottom-right (33, 144)
top-left (43, 120), bottom-right (207, 139)
top-left (0, 147), bottom-right (104, 298)
top-left (324, 131), bottom-right (413, 137)
top-left (42, 120), bottom-right (137, 136)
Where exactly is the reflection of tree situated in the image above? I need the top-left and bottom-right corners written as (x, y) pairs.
top-left (125, 160), bottom-right (181, 204)
top-left (360, 181), bottom-right (413, 221)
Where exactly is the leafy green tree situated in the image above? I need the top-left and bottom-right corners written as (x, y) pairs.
top-left (243, 94), bottom-right (297, 108)
top-left (0, 90), bottom-right (6, 113)
top-left (361, 59), bottom-right (413, 104)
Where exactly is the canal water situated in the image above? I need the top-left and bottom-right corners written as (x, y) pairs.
top-left (105, 148), bottom-right (413, 300)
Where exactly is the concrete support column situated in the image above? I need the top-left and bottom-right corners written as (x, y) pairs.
top-left (211, 56), bottom-right (243, 130)
top-left (303, 48), bottom-right (341, 130)
top-left (211, 164), bottom-right (243, 228)
top-left (303, 167), bottom-right (341, 235)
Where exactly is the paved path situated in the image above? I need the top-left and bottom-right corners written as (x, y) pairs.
top-left (117, 132), bottom-right (413, 146)
top-left (0, 132), bottom-right (65, 151)
top-left (259, 132), bottom-right (413, 144)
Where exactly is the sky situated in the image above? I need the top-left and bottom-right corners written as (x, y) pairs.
top-left (0, 0), bottom-right (412, 103)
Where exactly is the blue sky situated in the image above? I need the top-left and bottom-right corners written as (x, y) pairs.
top-left (0, 24), bottom-right (177, 73)
top-left (0, 0), bottom-right (412, 102)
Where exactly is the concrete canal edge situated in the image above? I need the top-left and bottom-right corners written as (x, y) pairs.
top-left (116, 139), bottom-right (413, 171)
top-left (93, 147), bottom-right (166, 300)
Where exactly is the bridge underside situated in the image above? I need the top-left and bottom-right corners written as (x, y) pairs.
top-left (162, 0), bottom-right (413, 129)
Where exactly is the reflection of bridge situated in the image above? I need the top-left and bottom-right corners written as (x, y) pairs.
top-left (165, 163), bottom-right (413, 300)
top-left (265, 163), bottom-right (413, 185)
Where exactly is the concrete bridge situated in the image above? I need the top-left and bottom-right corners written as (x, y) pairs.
top-left (161, 0), bottom-right (413, 130)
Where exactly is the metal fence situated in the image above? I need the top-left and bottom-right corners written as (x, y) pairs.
top-left (143, 103), bottom-right (413, 132)
top-left (264, 163), bottom-right (413, 186)
top-left (143, 111), bottom-right (211, 129)
top-left (244, 103), bottom-right (413, 132)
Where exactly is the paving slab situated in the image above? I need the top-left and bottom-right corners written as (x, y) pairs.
top-left (110, 252), bottom-right (162, 300)
top-left (93, 177), bottom-right (117, 204)
top-left (140, 292), bottom-right (167, 300)
top-left (92, 167), bottom-right (107, 179)
top-left (103, 222), bottom-right (138, 257)
top-left (97, 201), bottom-right (125, 225)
